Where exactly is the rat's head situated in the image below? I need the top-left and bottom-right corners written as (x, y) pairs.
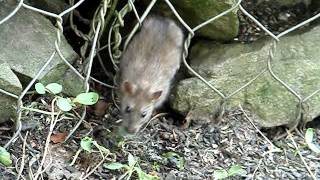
top-left (120, 81), bottom-right (162, 134)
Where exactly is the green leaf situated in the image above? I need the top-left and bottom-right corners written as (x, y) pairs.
top-left (80, 137), bottom-right (93, 152)
top-left (305, 128), bottom-right (314, 142)
top-left (128, 153), bottom-right (136, 167)
top-left (228, 165), bottom-right (247, 177)
top-left (0, 147), bottom-right (12, 166)
top-left (35, 83), bottom-right (46, 94)
top-left (57, 98), bottom-right (73, 111)
top-left (305, 128), bottom-right (320, 154)
top-left (213, 169), bottom-right (228, 179)
top-left (46, 83), bottom-right (62, 94)
top-left (135, 167), bottom-right (145, 179)
top-left (73, 92), bottom-right (99, 105)
top-left (162, 152), bottom-right (185, 170)
top-left (104, 162), bottom-right (126, 170)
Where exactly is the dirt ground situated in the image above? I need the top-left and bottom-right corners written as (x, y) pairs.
top-left (1, 104), bottom-right (320, 179)
top-left (1, 1), bottom-right (320, 180)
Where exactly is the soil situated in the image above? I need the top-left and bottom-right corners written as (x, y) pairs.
top-left (1, 0), bottom-right (320, 180)
top-left (1, 105), bottom-right (320, 179)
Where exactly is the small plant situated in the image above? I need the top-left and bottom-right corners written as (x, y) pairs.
top-left (162, 151), bottom-right (185, 170)
top-left (80, 137), bottom-right (109, 153)
top-left (35, 82), bottom-right (99, 111)
top-left (69, 137), bottom-right (113, 179)
top-left (104, 153), bottom-right (160, 180)
top-left (152, 162), bottom-right (160, 172)
top-left (305, 128), bottom-right (320, 154)
top-left (71, 137), bottom-right (111, 165)
top-left (0, 146), bottom-right (12, 167)
top-left (213, 165), bottom-right (247, 179)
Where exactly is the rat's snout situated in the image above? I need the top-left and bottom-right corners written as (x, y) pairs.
top-left (119, 119), bottom-right (141, 135)
top-left (125, 126), bottom-right (139, 134)
top-left (118, 124), bottom-right (139, 136)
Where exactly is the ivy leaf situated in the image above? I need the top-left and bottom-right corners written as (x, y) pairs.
top-left (46, 83), bottom-right (62, 94)
top-left (128, 153), bottom-right (136, 167)
top-left (80, 137), bottom-right (93, 152)
top-left (0, 147), bottom-right (12, 166)
top-left (35, 83), bottom-right (46, 94)
top-left (228, 165), bottom-right (247, 177)
top-left (104, 162), bottom-right (126, 170)
top-left (73, 92), bottom-right (99, 105)
top-left (305, 128), bottom-right (320, 154)
top-left (57, 98), bottom-right (73, 111)
top-left (213, 169), bottom-right (228, 179)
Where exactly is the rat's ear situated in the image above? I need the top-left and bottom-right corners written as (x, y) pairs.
top-left (151, 90), bottom-right (162, 100)
top-left (121, 81), bottom-right (136, 95)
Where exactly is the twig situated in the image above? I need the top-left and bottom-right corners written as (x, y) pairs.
top-left (4, 118), bottom-right (22, 149)
top-left (79, 156), bottom-right (106, 180)
top-left (28, 156), bottom-right (38, 179)
top-left (16, 131), bottom-right (29, 180)
top-left (65, 3), bottom-right (104, 141)
top-left (139, 113), bottom-right (167, 134)
top-left (239, 104), bottom-right (277, 149)
top-left (19, 133), bottom-right (40, 153)
top-left (239, 104), bottom-right (285, 178)
top-left (21, 106), bottom-right (59, 115)
top-left (112, 75), bottom-right (120, 110)
top-left (252, 158), bottom-right (263, 179)
top-left (33, 98), bottom-right (60, 180)
top-left (286, 129), bottom-right (316, 180)
top-left (90, 76), bottom-right (115, 89)
top-left (79, 142), bottom-right (111, 180)
top-left (70, 149), bottom-right (82, 166)
top-left (64, 107), bottom-right (86, 142)
top-left (37, 153), bottom-right (53, 176)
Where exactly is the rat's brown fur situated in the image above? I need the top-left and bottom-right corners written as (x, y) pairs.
top-left (119, 15), bottom-right (184, 134)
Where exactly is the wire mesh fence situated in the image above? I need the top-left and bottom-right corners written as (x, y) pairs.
top-left (0, 0), bottom-right (319, 164)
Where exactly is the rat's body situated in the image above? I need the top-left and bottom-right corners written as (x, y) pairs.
top-left (119, 15), bottom-right (184, 134)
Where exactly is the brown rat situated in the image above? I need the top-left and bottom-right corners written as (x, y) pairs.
top-left (119, 15), bottom-right (184, 134)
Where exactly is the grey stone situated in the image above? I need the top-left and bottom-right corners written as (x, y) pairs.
top-left (143, 0), bottom-right (239, 41)
top-left (25, 0), bottom-right (70, 23)
top-left (0, 61), bottom-right (22, 123)
top-left (25, 0), bottom-right (69, 15)
top-left (171, 25), bottom-right (320, 128)
top-left (0, 0), bottom-right (80, 122)
top-left (0, 0), bottom-right (78, 86)
top-left (58, 69), bottom-right (85, 96)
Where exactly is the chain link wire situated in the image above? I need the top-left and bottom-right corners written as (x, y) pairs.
top-left (0, 0), bottom-right (319, 149)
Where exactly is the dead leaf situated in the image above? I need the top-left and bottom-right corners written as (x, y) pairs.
top-left (50, 132), bottom-right (68, 143)
top-left (94, 100), bottom-right (108, 116)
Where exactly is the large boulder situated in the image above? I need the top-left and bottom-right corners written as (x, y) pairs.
top-left (0, 61), bottom-right (22, 123)
top-left (170, 25), bottom-right (320, 128)
top-left (143, 0), bottom-right (239, 41)
top-left (0, 1), bottom-right (78, 85)
top-left (0, 0), bottom-right (80, 122)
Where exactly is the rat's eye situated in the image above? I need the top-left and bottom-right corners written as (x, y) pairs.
top-left (125, 106), bottom-right (131, 113)
top-left (141, 111), bottom-right (147, 118)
